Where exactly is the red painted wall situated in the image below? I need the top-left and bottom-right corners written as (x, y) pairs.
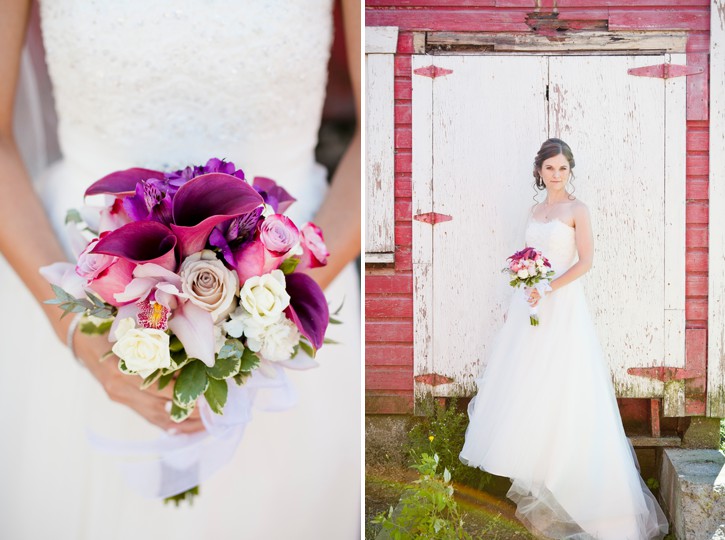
top-left (365, 0), bottom-right (710, 416)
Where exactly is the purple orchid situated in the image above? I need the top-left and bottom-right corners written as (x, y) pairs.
top-left (123, 180), bottom-right (174, 225)
top-left (283, 272), bottom-right (329, 350)
top-left (208, 207), bottom-right (264, 268)
top-left (253, 177), bottom-right (296, 214)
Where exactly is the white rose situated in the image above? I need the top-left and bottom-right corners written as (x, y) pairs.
top-left (180, 250), bottom-right (239, 323)
top-left (238, 270), bottom-right (290, 326)
top-left (517, 269), bottom-right (529, 279)
top-left (111, 317), bottom-right (171, 378)
top-left (245, 317), bottom-right (300, 362)
top-left (536, 258), bottom-right (544, 266)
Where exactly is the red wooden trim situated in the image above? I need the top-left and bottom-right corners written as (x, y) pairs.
top-left (366, 321), bottom-right (414, 342)
top-left (686, 203), bottom-right (708, 224)
top-left (366, 10), bottom-right (530, 32)
top-left (365, 297), bottom-right (414, 318)
top-left (395, 222), bottom-right (413, 246)
top-left (686, 179), bottom-right (709, 200)
top-left (686, 53), bottom-right (708, 121)
top-left (414, 373), bottom-right (456, 386)
top-left (627, 366), bottom-right (706, 382)
top-left (686, 129), bottom-right (708, 151)
top-left (685, 250), bottom-right (707, 273)
top-left (394, 174), bottom-right (412, 198)
top-left (366, 274), bottom-right (414, 294)
top-left (686, 298), bottom-right (707, 321)
top-left (366, 0), bottom-right (497, 6)
top-left (609, 10), bottom-right (709, 31)
top-left (366, 344), bottom-right (414, 366)
top-left (685, 328), bottom-right (707, 415)
top-left (650, 399), bottom-right (661, 437)
top-left (366, 368), bottom-right (413, 390)
top-left (686, 275), bottom-right (708, 297)
top-left (395, 151), bottom-right (412, 173)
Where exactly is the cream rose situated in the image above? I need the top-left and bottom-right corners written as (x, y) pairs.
top-left (517, 269), bottom-right (529, 279)
top-left (111, 317), bottom-right (171, 378)
top-left (238, 269), bottom-right (290, 326)
top-left (180, 250), bottom-right (239, 323)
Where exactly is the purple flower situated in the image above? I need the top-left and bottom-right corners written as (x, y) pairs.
top-left (253, 177), bottom-right (296, 214)
top-left (123, 180), bottom-right (173, 225)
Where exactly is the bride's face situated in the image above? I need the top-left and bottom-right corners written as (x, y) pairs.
top-left (538, 153), bottom-right (571, 192)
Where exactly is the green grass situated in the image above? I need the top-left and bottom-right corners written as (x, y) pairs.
top-left (720, 419), bottom-right (724, 453)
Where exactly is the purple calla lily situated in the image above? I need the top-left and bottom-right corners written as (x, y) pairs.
top-left (170, 173), bottom-right (264, 257)
top-left (91, 221), bottom-right (178, 271)
top-left (283, 272), bottom-right (329, 350)
top-left (253, 177), bottom-right (296, 214)
top-left (85, 168), bottom-right (165, 197)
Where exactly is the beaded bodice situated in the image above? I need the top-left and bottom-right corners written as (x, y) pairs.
top-left (38, 0), bottom-right (334, 223)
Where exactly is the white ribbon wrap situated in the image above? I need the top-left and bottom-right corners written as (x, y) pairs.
top-left (87, 363), bottom-right (302, 499)
top-left (527, 281), bottom-right (553, 324)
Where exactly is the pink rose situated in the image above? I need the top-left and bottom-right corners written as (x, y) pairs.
top-left (297, 222), bottom-right (329, 270)
top-left (233, 240), bottom-right (284, 284)
top-left (76, 238), bottom-right (116, 280)
top-left (259, 214), bottom-right (300, 256)
top-left (87, 258), bottom-right (136, 306)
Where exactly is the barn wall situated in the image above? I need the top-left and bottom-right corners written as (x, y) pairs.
top-left (365, 0), bottom-right (711, 415)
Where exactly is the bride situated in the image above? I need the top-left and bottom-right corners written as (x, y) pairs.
top-left (459, 139), bottom-right (669, 540)
top-left (0, 1), bottom-right (360, 538)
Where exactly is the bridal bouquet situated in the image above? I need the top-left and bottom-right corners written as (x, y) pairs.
top-left (40, 159), bottom-right (334, 501)
top-left (503, 247), bottom-right (555, 326)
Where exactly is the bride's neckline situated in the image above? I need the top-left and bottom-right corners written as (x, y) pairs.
top-left (529, 217), bottom-right (576, 231)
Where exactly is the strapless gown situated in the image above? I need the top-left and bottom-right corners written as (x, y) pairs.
top-left (0, 1), bottom-right (360, 539)
top-left (459, 218), bottom-right (669, 540)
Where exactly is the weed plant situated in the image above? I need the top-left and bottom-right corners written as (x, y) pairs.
top-left (408, 398), bottom-right (492, 491)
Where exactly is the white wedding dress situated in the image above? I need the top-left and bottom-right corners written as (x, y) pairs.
top-left (460, 217), bottom-right (669, 540)
top-left (0, 1), bottom-right (360, 539)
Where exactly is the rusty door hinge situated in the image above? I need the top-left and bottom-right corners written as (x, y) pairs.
top-left (627, 63), bottom-right (704, 79)
top-left (413, 65), bottom-right (453, 79)
top-left (627, 366), bottom-right (706, 382)
top-left (414, 212), bottom-right (453, 225)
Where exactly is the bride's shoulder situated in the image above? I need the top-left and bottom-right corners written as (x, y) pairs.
top-left (569, 199), bottom-right (591, 225)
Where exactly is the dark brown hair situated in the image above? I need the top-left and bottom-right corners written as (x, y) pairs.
top-left (532, 138), bottom-right (575, 191)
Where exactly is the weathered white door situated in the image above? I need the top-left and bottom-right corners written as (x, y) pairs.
top-left (412, 54), bottom-right (686, 414)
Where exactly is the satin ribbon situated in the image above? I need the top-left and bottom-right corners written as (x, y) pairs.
top-left (87, 363), bottom-right (299, 499)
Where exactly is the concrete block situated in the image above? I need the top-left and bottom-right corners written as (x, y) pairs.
top-left (660, 448), bottom-right (725, 539)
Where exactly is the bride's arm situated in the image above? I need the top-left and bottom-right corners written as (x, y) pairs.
top-left (549, 202), bottom-right (594, 292)
top-left (0, 4), bottom-right (201, 433)
top-left (306, 0), bottom-right (361, 290)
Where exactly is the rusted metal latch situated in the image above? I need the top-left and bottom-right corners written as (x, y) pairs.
top-left (413, 65), bottom-right (454, 79)
top-left (415, 373), bottom-right (455, 386)
top-left (414, 212), bottom-right (453, 225)
top-left (627, 366), bottom-right (705, 382)
top-left (627, 63), bottom-right (704, 79)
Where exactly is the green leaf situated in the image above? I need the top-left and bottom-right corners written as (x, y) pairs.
top-left (279, 257), bottom-right (300, 275)
top-left (170, 349), bottom-right (190, 369)
top-left (322, 337), bottom-right (339, 345)
top-left (170, 401), bottom-right (194, 423)
top-left (65, 208), bottom-right (83, 225)
top-left (298, 340), bottom-right (315, 359)
top-left (118, 359), bottom-right (134, 375)
top-left (79, 318), bottom-right (113, 335)
top-left (140, 369), bottom-right (163, 390)
top-left (204, 377), bottom-right (228, 414)
top-left (233, 372), bottom-right (252, 386)
top-left (328, 316), bottom-right (342, 325)
top-left (206, 354), bottom-right (241, 380)
top-left (217, 339), bottom-right (244, 361)
top-left (331, 297), bottom-right (345, 316)
top-left (239, 347), bottom-right (260, 372)
top-left (157, 371), bottom-right (175, 391)
top-left (169, 335), bottom-right (184, 352)
top-left (173, 361), bottom-right (209, 407)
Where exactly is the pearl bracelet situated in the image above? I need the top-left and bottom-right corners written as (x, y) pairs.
top-left (66, 312), bottom-right (84, 366)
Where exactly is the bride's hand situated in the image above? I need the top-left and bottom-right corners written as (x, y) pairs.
top-left (525, 288), bottom-right (541, 307)
top-left (72, 331), bottom-right (205, 434)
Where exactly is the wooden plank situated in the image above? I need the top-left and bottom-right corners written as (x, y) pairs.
top-left (365, 26), bottom-right (399, 54)
top-left (428, 56), bottom-right (547, 398)
top-left (609, 10), bottom-right (710, 31)
top-left (365, 252), bottom-right (395, 264)
top-left (708, 0), bottom-right (725, 417)
top-left (411, 55), bottom-right (435, 412)
top-left (686, 52), bottom-right (709, 121)
top-left (413, 32), bottom-right (426, 54)
top-left (365, 10), bottom-right (530, 32)
top-left (550, 55), bottom-right (672, 399)
top-left (628, 436), bottom-right (682, 448)
top-left (366, 53), bottom-right (396, 256)
top-left (425, 31), bottom-right (688, 53)
top-left (366, 0), bottom-right (496, 6)
top-left (662, 51), bottom-right (687, 416)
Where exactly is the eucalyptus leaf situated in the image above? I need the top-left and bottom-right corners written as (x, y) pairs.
top-left (206, 354), bottom-right (241, 380)
top-left (79, 318), bottom-right (113, 335)
top-left (218, 339), bottom-right (244, 361)
top-left (298, 340), bottom-right (315, 359)
top-left (65, 208), bottom-right (83, 225)
top-left (204, 377), bottom-right (228, 415)
top-left (173, 361), bottom-right (209, 407)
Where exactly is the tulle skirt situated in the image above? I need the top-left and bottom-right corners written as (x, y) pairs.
top-left (459, 282), bottom-right (668, 540)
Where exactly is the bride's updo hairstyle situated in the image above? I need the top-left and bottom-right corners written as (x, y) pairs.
top-left (533, 138), bottom-right (575, 191)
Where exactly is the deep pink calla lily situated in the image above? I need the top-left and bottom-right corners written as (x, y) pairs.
top-left (91, 221), bottom-right (178, 271)
top-left (84, 168), bottom-right (165, 197)
top-left (283, 272), bottom-right (329, 350)
top-left (170, 173), bottom-right (264, 257)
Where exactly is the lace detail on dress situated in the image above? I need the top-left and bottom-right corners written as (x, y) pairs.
top-left (525, 219), bottom-right (577, 275)
top-left (39, 0), bottom-right (333, 172)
